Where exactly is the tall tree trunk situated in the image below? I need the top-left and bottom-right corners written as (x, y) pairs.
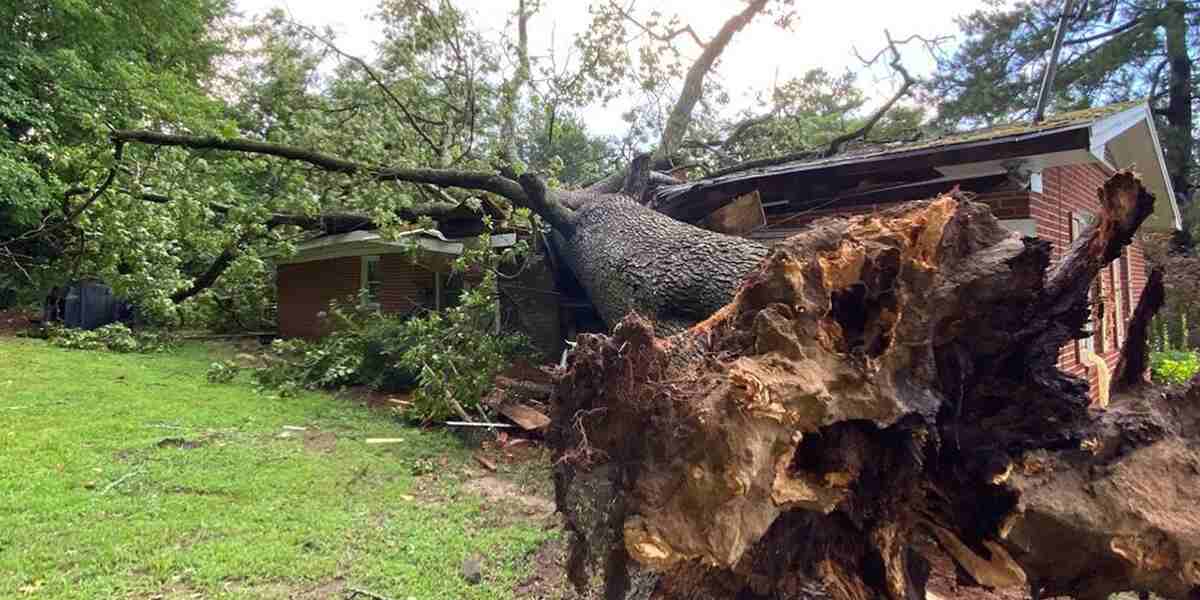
top-left (499, 0), bottom-right (531, 166)
top-left (1163, 0), bottom-right (1193, 201)
top-left (549, 171), bottom-right (1199, 600)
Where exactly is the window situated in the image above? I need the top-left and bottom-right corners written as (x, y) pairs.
top-left (1120, 252), bottom-right (1133, 319)
top-left (1111, 260), bottom-right (1124, 348)
top-left (361, 255), bottom-right (381, 307)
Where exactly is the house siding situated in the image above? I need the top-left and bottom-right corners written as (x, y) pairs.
top-left (376, 254), bottom-right (437, 316)
top-left (277, 256), bottom-right (361, 338)
top-left (277, 254), bottom-right (438, 338)
top-left (1029, 163), bottom-right (1150, 401)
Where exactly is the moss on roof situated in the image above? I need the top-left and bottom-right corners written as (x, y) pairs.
top-left (730, 100), bottom-right (1148, 175)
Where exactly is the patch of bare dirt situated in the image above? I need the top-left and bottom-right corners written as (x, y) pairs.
top-left (463, 474), bottom-right (557, 528)
top-left (513, 538), bottom-right (594, 600)
top-left (164, 485), bottom-right (236, 497)
top-left (129, 581), bottom-right (207, 599)
top-left (0, 308), bottom-right (37, 337)
top-left (339, 385), bottom-right (413, 410)
top-left (155, 437), bottom-right (205, 450)
top-left (302, 430), bottom-right (337, 454)
top-left (218, 576), bottom-right (346, 599)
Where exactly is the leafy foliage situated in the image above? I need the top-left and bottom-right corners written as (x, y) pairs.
top-left (402, 270), bottom-right (530, 422)
top-left (46, 323), bottom-right (175, 353)
top-left (1151, 350), bottom-right (1199, 384)
top-left (0, 0), bottom-right (235, 314)
top-left (205, 359), bottom-right (241, 383)
top-left (250, 280), bottom-right (527, 421)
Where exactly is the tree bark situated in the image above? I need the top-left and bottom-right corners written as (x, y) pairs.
top-left (549, 171), bottom-right (1196, 600)
top-left (1113, 265), bottom-right (1165, 390)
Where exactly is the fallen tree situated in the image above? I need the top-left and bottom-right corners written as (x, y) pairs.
top-left (45, 5), bottom-right (1193, 594)
top-left (101, 110), bottom-right (1198, 600)
top-left (547, 171), bottom-right (1200, 600)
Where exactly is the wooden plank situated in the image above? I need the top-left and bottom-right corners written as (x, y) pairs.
top-left (701, 190), bottom-right (766, 235)
top-left (498, 403), bottom-right (551, 431)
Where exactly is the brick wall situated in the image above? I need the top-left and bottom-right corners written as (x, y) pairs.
top-left (277, 253), bottom-right (438, 338)
top-left (277, 256), bottom-right (361, 338)
top-left (1030, 163), bottom-right (1150, 399)
top-left (377, 254), bottom-right (436, 316)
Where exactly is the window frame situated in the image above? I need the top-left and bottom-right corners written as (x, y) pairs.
top-left (360, 255), bottom-right (382, 309)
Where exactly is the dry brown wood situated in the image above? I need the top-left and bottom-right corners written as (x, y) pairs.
top-left (701, 190), bottom-right (766, 235)
top-left (498, 403), bottom-right (551, 431)
top-left (474, 454), bottom-right (498, 472)
top-left (1113, 265), bottom-right (1165, 390)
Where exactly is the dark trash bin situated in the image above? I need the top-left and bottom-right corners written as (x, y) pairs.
top-left (43, 280), bottom-right (132, 330)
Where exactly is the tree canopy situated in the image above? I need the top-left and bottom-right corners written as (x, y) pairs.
top-left (5, 0), bottom-right (1190, 327)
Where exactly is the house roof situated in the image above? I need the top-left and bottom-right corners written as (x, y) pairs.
top-left (271, 229), bottom-right (517, 266)
top-left (656, 100), bottom-right (1181, 231)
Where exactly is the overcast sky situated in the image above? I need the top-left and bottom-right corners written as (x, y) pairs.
top-left (234, 0), bottom-right (995, 135)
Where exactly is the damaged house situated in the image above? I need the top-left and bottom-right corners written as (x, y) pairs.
top-left (273, 100), bottom-right (1180, 399)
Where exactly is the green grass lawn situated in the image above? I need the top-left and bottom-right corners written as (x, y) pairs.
top-left (0, 338), bottom-right (556, 599)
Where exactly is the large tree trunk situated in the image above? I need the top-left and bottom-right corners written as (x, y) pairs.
top-left (548, 171), bottom-right (1199, 600)
top-left (556, 194), bottom-right (767, 333)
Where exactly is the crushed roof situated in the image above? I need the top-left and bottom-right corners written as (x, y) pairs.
top-left (663, 100), bottom-right (1147, 192)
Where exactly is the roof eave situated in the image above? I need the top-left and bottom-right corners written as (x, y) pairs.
top-left (1089, 101), bottom-right (1182, 231)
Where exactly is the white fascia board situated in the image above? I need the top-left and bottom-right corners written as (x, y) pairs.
top-left (1139, 106), bottom-right (1183, 230)
top-left (275, 229), bottom-right (514, 265)
top-left (1089, 105), bottom-right (1146, 157)
top-left (935, 149), bottom-right (1093, 179)
top-left (1090, 102), bottom-right (1182, 230)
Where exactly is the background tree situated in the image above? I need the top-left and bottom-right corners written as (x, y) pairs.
top-left (929, 0), bottom-right (1197, 205)
top-left (0, 0), bottom-right (234, 313)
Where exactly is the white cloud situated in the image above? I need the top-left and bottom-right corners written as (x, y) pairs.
top-left (235, 0), bottom-right (991, 135)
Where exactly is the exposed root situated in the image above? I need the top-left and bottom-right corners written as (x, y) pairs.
top-left (549, 172), bottom-right (1187, 600)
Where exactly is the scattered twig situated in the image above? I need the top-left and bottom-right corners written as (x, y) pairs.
top-left (145, 422), bottom-right (188, 430)
top-left (100, 469), bottom-right (143, 495)
top-left (345, 587), bottom-right (397, 600)
top-left (474, 453), bottom-right (498, 471)
top-left (445, 421), bottom-right (514, 428)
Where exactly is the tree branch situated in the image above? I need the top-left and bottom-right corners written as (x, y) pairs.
top-left (653, 0), bottom-right (770, 162)
top-left (110, 130), bottom-right (528, 203)
top-left (290, 21), bottom-right (443, 156)
top-left (1062, 15), bottom-right (1142, 45)
top-left (499, 0), bottom-right (533, 165)
top-left (1, 141), bottom-right (125, 250)
top-left (609, 1), bottom-right (708, 48)
top-left (517, 173), bottom-right (575, 236)
top-left (826, 30), bottom-right (917, 157)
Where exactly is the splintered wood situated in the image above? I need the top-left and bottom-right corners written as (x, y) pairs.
top-left (549, 172), bottom-right (1195, 600)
